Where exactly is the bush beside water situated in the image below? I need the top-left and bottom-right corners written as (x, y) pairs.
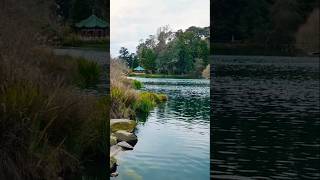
top-left (111, 85), bottom-right (167, 119)
top-left (132, 79), bottom-right (143, 89)
top-left (110, 59), bottom-right (168, 120)
top-left (76, 58), bottom-right (101, 88)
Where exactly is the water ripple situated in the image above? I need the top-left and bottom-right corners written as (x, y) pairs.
top-left (211, 56), bottom-right (320, 179)
top-left (117, 77), bottom-right (210, 180)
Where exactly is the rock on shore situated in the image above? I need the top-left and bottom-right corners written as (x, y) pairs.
top-left (110, 119), bottom-right (136, 133)
top-left (114, 130), bottom-right (137, 145)
top-left (110, 119), bottom-right (138, 176)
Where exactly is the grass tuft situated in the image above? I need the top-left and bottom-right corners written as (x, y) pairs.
top-left (110, 85), bottom-right (168, 119)
top-left (133, 93), bottom-right (157, 114)
top-left (132, 80), bottom-right (143, 89)
top-left (76, 58), bottom-right (101, 88)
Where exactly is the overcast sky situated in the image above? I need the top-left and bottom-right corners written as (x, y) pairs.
top-left (110, 0), bottom-right (210, 57)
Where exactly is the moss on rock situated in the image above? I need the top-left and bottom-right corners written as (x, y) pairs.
top-left (110, 119), bottom-right (136, 133)
top-left (110, 133), bottom-right (117, 145)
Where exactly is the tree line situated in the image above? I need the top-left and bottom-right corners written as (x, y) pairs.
top-left (119, 26), bottom-right (210, 76)
top-left (212, 0), bottom-right (318, 53)
top-left (55, 0), bottom-right (108, 23)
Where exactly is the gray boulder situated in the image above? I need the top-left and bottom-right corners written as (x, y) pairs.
top-left (117, 141), bottom-right (134, 150)
top-left (110, 145), bottom-right (123, 157)
top-left (114, 130), bottom-right (138, 145)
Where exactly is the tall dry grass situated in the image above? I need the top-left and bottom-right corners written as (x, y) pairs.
top-left (0, 50), bottom-right (109, 180)
top-left (1, 1), bottom-right (109, 179)
top-left (295, 8), bottom-right (320, 54)
top-left (202, 64), bottom-right (210, 79)
top-left (110, 59), bottom-right (137, 119)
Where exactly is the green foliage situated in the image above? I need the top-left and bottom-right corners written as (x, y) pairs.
top-left (134, 93), bottom-right (156, 114)
top-left (110, 86), bottom-right (137, 119)
top-left (56, 0), bottom-right (107, 23)
top-left (70, 0), bottom-right (92, 23)
top-left (139, 48), bottom-right (157, 73)
top-left (132, 80), bottom-right (143, 89)
top-left (122, 26), bottom-right (210, 76)
top-left (62, 34), bottom-right (108, 50)
top-left (119, 47), bottom-right (138, 69)
top-left (75, 58), bottom-right (101, 88)
top-left (133, 92), bottom-right (167, 114)
top-left (213, 0), bottom-right (318, 53)
top-left (129, 73), bottom-right (194, 79)
top-left (134, 92), bottom-right (168, 114)
top-left (155, 93), bottom-right (168, 103)
top-left (111, 85), bottom-right (167, 119)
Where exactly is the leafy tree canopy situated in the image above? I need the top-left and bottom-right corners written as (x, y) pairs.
top-left (120, 26), bottom-right (209, 76)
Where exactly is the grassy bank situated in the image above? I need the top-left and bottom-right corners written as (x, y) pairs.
top-left (211, 43), bottom-right (307, 56)
top-left (129, 73), bottom-right (200, 79)
top-left (0, 49), bottom-right (109, 179)
top-left (110, 59), bottom-right (168, 120)
top-left (61, 35), bottom-right (109, 51)
top-left (109, 59), bottom-right (167, 175)
top-left (111, 86), bottom-right (167, 119)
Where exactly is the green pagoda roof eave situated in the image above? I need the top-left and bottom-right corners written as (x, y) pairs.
top-left (75, 14), bottom-right (108, 28)
top-left (134, 66), bottom-right (145, 71)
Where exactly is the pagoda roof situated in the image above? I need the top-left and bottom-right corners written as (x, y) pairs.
top-left (134, 66), bottom-right (145, 71)
top-left (75, 15), bottom-right (108, 28)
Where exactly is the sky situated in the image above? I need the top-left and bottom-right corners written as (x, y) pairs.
top-left (110, 0), bottom-right (210, 57)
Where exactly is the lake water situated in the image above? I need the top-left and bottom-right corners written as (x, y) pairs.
top-left (114, 78), bottom-right (210, 180)
top-left (211, 56), bottom-right (320, 179)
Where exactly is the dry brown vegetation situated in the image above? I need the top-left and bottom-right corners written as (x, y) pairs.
top-left (0, 1), bottom-right (109, 179)
top-left (0, 49), bottom-right (109, 180)
top-left (202, 64), bottom-right (210, 79)
top-left (295, 8), bottom-right (320, 54)
top-left (110, 59), bottom-right (138, 119)
top-left (110, 59), bottom-right (167, 120)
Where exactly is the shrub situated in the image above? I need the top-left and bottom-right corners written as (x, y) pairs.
top-left (133, 92), bottom-right (168, 114)
top-left (132, 79), bottom-right (143, 89)
top-left (75, 58), bottom-right (101, 88)
top-left (110, 58), bottom-right (168, 120)
top-left (134, 93), bottom-right (157, 114)
top-left (110, 85), bottom-right (168, 119)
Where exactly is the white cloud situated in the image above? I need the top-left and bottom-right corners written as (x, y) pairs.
top-left (110, 0), bottom-right (210, 57)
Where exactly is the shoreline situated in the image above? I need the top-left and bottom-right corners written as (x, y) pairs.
top-left (128, 73), bottom-right (205, 79)
top-left (212, 53), bottom-right (319, 58)
top-left (109, 78), bottom-right (168, 177)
